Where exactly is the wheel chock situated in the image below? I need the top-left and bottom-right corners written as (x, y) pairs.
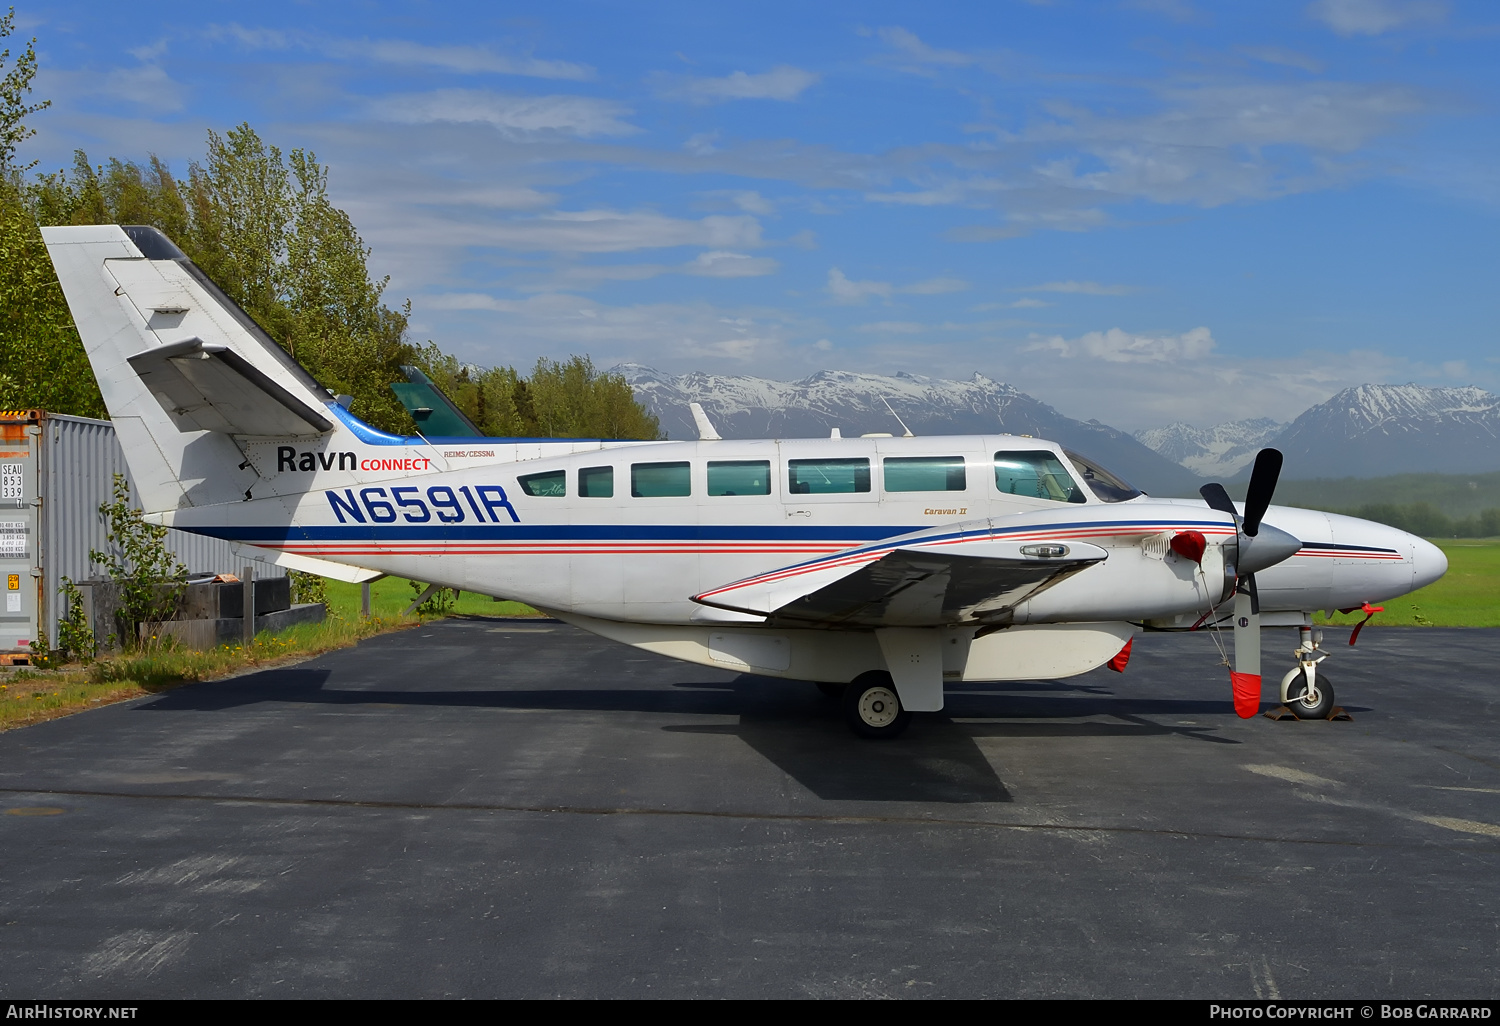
top-left (1262, 705), bottom-right (1353, 722)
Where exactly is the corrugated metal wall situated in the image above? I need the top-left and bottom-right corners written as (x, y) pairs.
top-left (40, 413), bottom-right (281, 643)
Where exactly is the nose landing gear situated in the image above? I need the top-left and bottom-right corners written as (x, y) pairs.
top-left (1267, 624), bottom-right (1349, 721)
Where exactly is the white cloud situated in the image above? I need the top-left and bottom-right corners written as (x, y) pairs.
top-left (903, 277), bottom-right (969, 295)
top-left (1001, 82), bottom-right (1427, 209)
top-left (377, 89), bottom-right (637, 138)
top-left (1307, 0), bottom-right (1449, 36)
top-left (1018, 280), bottom-right (1136, 296)
top-left (328, 39), bottom-right (593, 80)
top-left (432, 185), bottom-right (560, 210)
top-left (127, 39), bottom-right (170, 62)
top-left (826, 268), bottom-right (968, 303)
top-left (483, 211), bottom-right (763, 253)
top-left (855, 321), bottom-right (928, 334)
top-left (421, 292), bottom-right (799, 366)
top-left (684, 251), bottom-right (780, 277)
top-left (698, 190), bottom-right (776, 215)
top-left (1042, 82), bottom-right (1424, 155)
top-left (1027, 326), bottom-right (1216, 363)
top-left (827, 268), bottom-right (893, 303)
top-left (865, 184), bottom-right (971, 206)
top-left (102, 64), bottom-right (185, 113)
top-left (1240, 46), bottom-right (1326, 73)
top-left (41, 59), bottom-right (188, 116)
top-left (667, 66), bottom-right (820, 104)
top-left (684, 131), bottom-right (721, 155)
top-left (874, 27), bottom-right (974, 69)
top-left (208, 24), bottom-right (594, 79)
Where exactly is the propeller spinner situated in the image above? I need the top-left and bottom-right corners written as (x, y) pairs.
top-left (1199, 449), bottom-right (1301, 718)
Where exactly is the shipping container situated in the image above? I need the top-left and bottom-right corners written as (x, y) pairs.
top-left (0, 410), bottom-right (282, 662)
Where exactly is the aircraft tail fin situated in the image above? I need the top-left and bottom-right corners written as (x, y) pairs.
top-left (42, 224), bottom-right (344, 515)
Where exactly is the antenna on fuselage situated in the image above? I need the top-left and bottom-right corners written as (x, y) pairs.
top-left (881, 397), bottom-right (915, 437)
top-left (689, 402), bottom-right (722, 441)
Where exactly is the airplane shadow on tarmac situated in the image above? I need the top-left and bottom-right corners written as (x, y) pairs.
top-left (136, 666), bottom-right (1243, 805)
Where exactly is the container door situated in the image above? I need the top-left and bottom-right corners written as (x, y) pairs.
top-left (0, 416), bottom-right (39, 660)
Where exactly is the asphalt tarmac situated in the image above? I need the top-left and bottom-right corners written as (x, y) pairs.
top-left (1, 618), bottom-right (1497, 999)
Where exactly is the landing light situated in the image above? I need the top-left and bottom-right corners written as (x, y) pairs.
top-left (1021, 544), bottom-right (1069, 558)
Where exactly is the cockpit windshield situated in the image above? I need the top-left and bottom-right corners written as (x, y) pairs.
top-left (1064, 450), bottom-right (1144, 503)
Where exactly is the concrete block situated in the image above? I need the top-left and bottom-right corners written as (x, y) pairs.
top-left (140, 603), bottom-right (326, 650)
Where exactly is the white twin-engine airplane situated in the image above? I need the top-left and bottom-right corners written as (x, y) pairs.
top-left (45, 225), bottom-right (1448, 738)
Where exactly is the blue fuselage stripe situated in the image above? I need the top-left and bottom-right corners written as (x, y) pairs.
top-left (179, 518), bottom-right (1231, 544)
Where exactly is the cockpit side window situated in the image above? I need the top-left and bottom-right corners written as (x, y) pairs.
top-left (1064, 450), bottom-right (1144, 503)
top-left (993, 451), bottom-right (1086, 504)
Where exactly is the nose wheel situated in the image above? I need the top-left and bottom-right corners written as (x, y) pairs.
top-left (843, 671), bottom-right (912, 739)
top-left (1273, 624), bottom-right (1340, 720)
top-left (1283, 667), bottom-right (1335, 719)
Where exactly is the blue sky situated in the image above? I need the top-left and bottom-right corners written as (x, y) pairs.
top-left (15, 0), bottom-right (1499, 429)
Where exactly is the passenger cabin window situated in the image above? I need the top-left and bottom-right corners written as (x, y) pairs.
top-left (518, 469), bottom-right (566, 497)
top-left (632, 461), bottom-right (691, 497)
top-left (994, 451), bottom-right (1085, 504)
top-left (1064, 450), bottom-right (1144, 503)
top-left (788, 458), bottom-right (870, 494)
top-left (708, 460), bottom-right (771, 496)
top-left (884, 456), bottom-right (966, 492)
top-left (579, 466), bottom-right (614, 498)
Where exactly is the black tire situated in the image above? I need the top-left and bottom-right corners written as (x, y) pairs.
top-left (816, 681), bottom-right (846, 699)
top-left (1285, 669), bottom-right (1334, 720)
top-left (842, 671), bottom-right (912, 739)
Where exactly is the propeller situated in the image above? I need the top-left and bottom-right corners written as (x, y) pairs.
top-left (1199, 448), bottom-right (1301, 718)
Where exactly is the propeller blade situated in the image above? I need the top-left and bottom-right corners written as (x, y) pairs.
top-left (1230, 579), bottom-right (1262, 719)
top-left (1199, 482), bottom-right (1237, 517)
top-left (1241, 448), bottom-right (1284, 538)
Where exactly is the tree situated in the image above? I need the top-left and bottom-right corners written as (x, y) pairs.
top-left (0, 6), bottom-right (48, 176)
top-left (411, 347), bottom-right (661, 440)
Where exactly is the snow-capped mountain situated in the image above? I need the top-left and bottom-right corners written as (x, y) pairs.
top-left (618, 365), bottom-right (1204, 497)
top-left (1134, 418), bottom-right (1285, 478)
top-left (1259, 384), bottom-right (1500, 479)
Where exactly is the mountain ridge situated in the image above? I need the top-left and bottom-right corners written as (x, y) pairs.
top-left (619, 370), bottom-right (1500, 489)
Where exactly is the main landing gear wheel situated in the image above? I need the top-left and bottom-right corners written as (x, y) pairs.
top-left (1285, 669), bottom-right (1334, 720)
top-left (842, 671), bottom-right (912, 739)
top-left (816, 682), bottom-right (846, 699)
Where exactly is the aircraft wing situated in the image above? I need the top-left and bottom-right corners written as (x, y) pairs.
top-left (692, 534), bottom-right (1108, 628)
top-left (128, 337), bottom-right (334, 437)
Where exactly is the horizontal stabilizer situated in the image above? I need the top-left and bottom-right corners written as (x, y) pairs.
top-left (128, 337), bottom-right (334, 437)
top-left (694, 534), bottom-right (1107, 628)
top-left (231, 543), bottom-right (384, 584)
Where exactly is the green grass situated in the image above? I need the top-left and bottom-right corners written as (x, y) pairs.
top-left (322, 577), bottom-right (541, 620)
top-left (1, 577), bottom-right (541, 731)
top-left (1316, 537), bottom-right (1500, 628)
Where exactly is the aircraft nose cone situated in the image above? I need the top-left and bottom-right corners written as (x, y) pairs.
top-left (1411, 536), bottom-right (1448, 591)
top-left (1239, 522), bottom-right (1302, 576)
